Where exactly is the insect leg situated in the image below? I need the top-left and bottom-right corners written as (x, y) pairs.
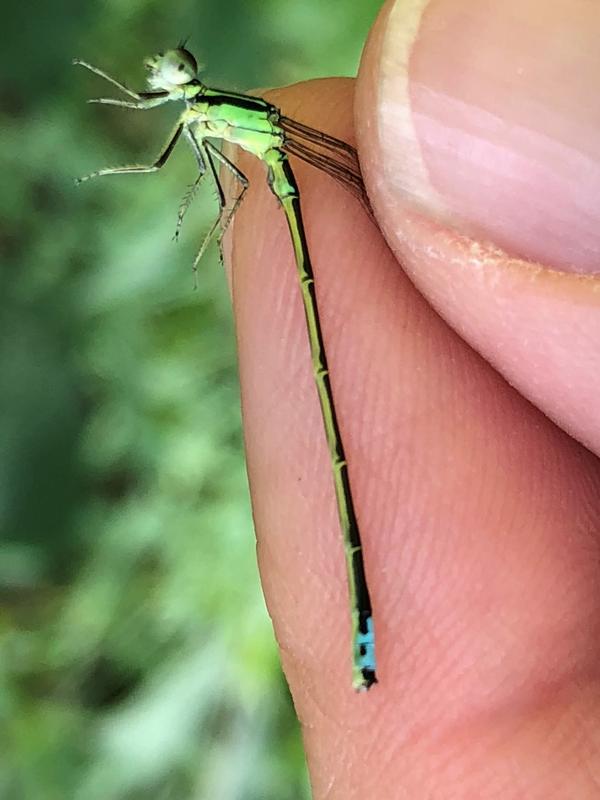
top-left (76, 122), bottom-right (183, 184)
top-left (173, 128), bottom-right (211, 243)
top-left (73, 59), bottom-right (170, 109)
top-left (203, 141), bottom-right (249, 244)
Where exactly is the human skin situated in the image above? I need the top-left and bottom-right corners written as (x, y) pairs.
top-left (225, 0), bottom-right (600, 796)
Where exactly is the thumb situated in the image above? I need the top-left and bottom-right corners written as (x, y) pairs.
top-left (357, 0), bottom-right (600, 454)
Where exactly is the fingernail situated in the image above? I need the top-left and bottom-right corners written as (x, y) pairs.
top-left (374, 0), bottom-right (600, 274)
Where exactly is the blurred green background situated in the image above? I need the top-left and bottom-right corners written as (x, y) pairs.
top-left (1, 1), bottom-right (381, 797)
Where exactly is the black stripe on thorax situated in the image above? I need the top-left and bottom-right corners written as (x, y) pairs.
top-left (203, 90), bottom-right (275, 115)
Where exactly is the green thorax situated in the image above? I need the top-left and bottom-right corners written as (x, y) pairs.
top-left (180, 82), bottom-right (285, 158)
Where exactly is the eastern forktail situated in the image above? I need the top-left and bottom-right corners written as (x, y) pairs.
top-left (74, 47), bottom-right (377, 691)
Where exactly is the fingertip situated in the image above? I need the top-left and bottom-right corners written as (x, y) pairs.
top-left (358, 0), bottom-right (600, 275)
top-left (356, 0), bottom-right (600, 456)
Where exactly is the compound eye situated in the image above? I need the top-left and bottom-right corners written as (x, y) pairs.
top-left (177, 48), bottom-right (198, 75)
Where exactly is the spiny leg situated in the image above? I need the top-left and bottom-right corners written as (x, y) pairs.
top-left (203, 141), bottom-right (249, 260)
top-left (86, 92), bottom-right (170, 110)
top-left (187, 141), bottom-right (248, 281)
top-left (73, 59), bottom-right (170, 110)
top-left (199, 140), bottom-right (227, 212)
top-left (184, 133), bottom-right (250, 247)
top-left (73, 58), bottom-right (141, 99)
top-left (179, 130), bottom-right (220, 288)
top-left (177, 130), bottom-right (248, 286)
top-left (189, 141), bottom-right (228, 282)
top-left (181, 131), bottom-right (241, 283)
top-left (76, 122), bottom-right (183, 184)
top-left (174, 176), bottom-right (204, 242)
top-left (174, 129), bottom-right (209, 243)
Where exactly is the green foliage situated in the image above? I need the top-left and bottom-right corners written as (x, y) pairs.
top-left (0, 1), bottom-right (381, 797)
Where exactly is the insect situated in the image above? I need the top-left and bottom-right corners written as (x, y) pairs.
top-left (74, 47), bottom-right (377, 690)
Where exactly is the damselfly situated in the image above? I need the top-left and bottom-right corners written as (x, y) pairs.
top-left (74, 47), bottom-right (377, 690)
